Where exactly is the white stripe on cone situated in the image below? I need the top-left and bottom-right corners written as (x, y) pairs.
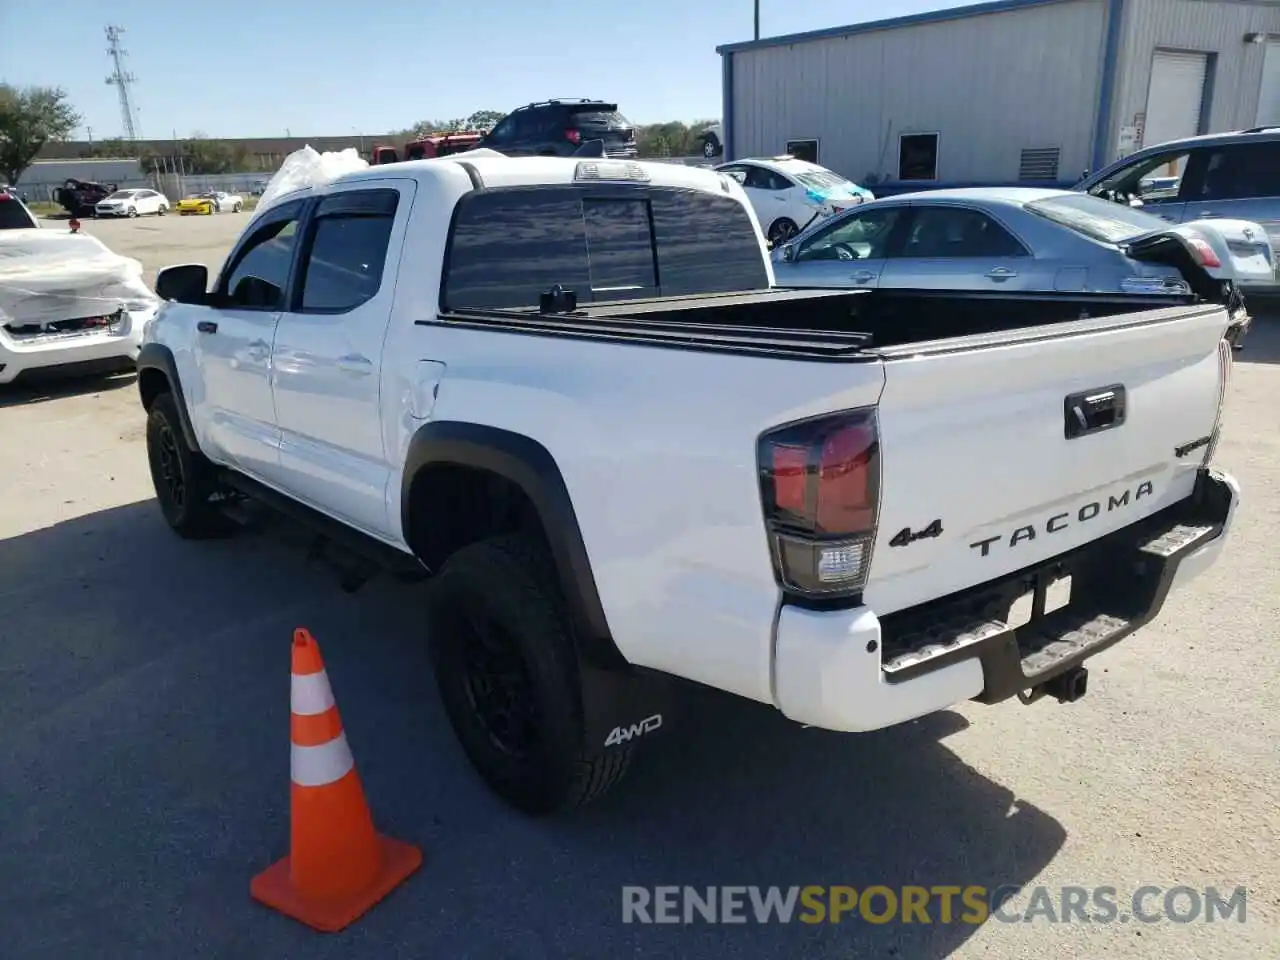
top-left (291, 670), bottom-right (336, 716)
top-left (291, 731), bottom-right (356, 787)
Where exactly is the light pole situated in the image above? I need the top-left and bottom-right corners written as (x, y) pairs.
top-left (754, 0), bottom-right (759, 39)
top-left (352, 126), bottom-right (364, 154)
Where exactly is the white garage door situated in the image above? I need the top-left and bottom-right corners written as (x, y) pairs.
top-left (1143, 50), bottom-right (1209, 149)
top-left (1256, 40), bottom-right (1280, 127)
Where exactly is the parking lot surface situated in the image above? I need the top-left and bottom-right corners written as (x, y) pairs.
top-left (1, 214), bottom-right (1277, 959)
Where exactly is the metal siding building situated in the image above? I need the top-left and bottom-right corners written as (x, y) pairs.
top-left (718, 0), bottom-right (1280, 188)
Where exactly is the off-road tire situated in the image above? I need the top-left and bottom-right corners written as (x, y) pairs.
top-left (426, 533), bottom-right (632, 815)
top-left (145, 392), bottom-right (232, 539)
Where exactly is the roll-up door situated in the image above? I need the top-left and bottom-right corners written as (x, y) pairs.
top-left (1143, 50), bottom-right (1209, 149)
top-left (1255, 40), bottom-right (1280, 127)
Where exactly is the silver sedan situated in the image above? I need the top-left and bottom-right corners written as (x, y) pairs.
top-left (770, 187), bottom-right (1274, 301)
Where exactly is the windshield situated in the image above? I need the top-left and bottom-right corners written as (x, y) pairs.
top-left (106, 190), bottom-right (136, 200)
top-left (1025, 194), bottom-right (1167, 244)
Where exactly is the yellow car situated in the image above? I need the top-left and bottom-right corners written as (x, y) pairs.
top-left (176, 191), bottom-right (244, 215)
top-left (176, 195), bottom-right (218, 216)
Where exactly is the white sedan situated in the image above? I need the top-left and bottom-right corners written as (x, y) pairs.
top-left (93, 188), bottom-right (169, 218)
top-left (715, 155), bottom-right (875, 246)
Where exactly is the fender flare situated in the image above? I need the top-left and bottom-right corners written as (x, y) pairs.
top-left (135, 342), bottom-right (199, 451)
top-left (402, 420), bottom-right (626, 669)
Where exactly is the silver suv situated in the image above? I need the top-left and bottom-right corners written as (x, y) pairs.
top-left (1076, 127), bottom-right (1280, 293)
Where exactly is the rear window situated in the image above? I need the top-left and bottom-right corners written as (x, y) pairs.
top-left (441, 185), bottom-right (769, 311)
top-left (0, 196), bottom-right (37, 229)
top-left (1024, 193), bottom-right (1168, 244)
top-left (566, 106), bottom-right (632, 128)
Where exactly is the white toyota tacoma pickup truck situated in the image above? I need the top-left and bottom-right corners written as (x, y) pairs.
top-left (137, 153), bottom-right (1241, 815)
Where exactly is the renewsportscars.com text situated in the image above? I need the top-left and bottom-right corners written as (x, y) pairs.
top-left (621, 885), bottom-right (1248, 925)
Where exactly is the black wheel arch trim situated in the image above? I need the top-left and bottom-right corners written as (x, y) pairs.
top-left (403, 420), bottom-right (626, 668)
top-left (135, 342), bottom-right (199, 451)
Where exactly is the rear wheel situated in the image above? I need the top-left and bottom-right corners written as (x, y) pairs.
top-left (426, 534), bottom-right (632, 815)
top-left (145, 392), bottom-right (232, 539)
top-left (233, 201), bottom-right (242, 212)
top-left (701, 135), bottom-right (720, 159)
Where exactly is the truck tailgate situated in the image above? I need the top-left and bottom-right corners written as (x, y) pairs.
top-left (865, 304), bottom-right (1230, 616)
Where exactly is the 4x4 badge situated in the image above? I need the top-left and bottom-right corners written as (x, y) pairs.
top-left (889, 519), bottom-right (943, 547)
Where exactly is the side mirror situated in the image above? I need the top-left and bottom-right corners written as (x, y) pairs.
top-left (156, 263), bottom-right (209, 304)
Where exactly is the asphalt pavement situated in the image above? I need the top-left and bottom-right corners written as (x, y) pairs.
top-left (0, 215), bottom-right (1275, 959)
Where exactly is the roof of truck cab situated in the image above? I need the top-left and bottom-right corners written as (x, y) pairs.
top-left (330, 154), bottom-right (735, 193)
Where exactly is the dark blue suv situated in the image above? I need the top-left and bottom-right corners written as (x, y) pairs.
top-left (480, 100), bottom-right (638, 159)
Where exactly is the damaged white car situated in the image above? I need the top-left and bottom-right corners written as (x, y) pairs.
top-left (0, 211), bottom-right (160, 384)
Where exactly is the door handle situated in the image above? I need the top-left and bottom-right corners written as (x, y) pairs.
top-left (986, 267), bottom-right (1018, 280)
top-left (336, 353), bottom-right (373, 375)
top-left (1064, 384), bottom-right (1126, 439)
top-left (246, 339), bottom-right (270, 361)
top-left (197, 320), bottom-right (218, 334)
top-left (1194, 211), bottom-right (1218, 217)
top-left (850, 270), bottom-right (877, 283)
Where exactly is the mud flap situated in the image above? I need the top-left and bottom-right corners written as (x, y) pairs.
top-left (578, 661), bottom-right (676, 753)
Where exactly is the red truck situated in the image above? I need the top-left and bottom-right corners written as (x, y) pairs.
top-left (370, 131), bottom-right (486, 165)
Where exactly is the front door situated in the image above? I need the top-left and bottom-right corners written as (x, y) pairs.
top-left (773, 204), bottom-right (908, 289)
top-left (195, 200), bottom-right (305, 480)
top-left (270, 183), bottom-right (412, 540)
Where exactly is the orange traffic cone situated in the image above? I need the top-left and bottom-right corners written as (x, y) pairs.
top-left (250, 628), bottom-right (422, 932)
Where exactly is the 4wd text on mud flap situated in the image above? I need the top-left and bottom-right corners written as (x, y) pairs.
top-left (969, 481), bottom-right (1155, 557)
top-left (605, 714), bottom-right (663, 747)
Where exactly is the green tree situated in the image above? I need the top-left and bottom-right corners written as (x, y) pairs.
top-left (0, 84), bottom-right (81, 186)
top-left (182, 131), bottom-right (239, 174)
top-left (466, 109), bottom-right (505, 131)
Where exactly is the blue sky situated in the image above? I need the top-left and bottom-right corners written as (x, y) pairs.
top-left (2, 0), bottom-right (966, 139)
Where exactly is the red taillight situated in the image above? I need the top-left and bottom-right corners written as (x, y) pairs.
top-left (758, 410), bottom-right (880, 597)
top-left (565, 129), bottom-right (582, 144)
top-left (1188, 237), bottom-right (1221, 268)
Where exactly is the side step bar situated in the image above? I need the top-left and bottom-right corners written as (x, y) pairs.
top-left (215, 470), bottom-right (428, 591)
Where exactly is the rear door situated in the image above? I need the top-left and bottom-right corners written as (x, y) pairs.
top-left (270, 181), bottom-right (413, 539)
top-left (881, 203), bottom-right (1054, 291)
top-left (1179, 140), bottom-right (1280, 281)
top-left (773, 204), bottom-right (908, 288)
top-left (864, 303), bottom-right (1230, 615)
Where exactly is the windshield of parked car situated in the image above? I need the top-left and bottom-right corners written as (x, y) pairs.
top-left (1024, 194), bottom-right (1167, 244)
top-left (106, 191), bottom-right (137, 200)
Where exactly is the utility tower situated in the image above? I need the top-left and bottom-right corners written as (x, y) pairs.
top-left (104, 25), bottom-right (140, 141)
